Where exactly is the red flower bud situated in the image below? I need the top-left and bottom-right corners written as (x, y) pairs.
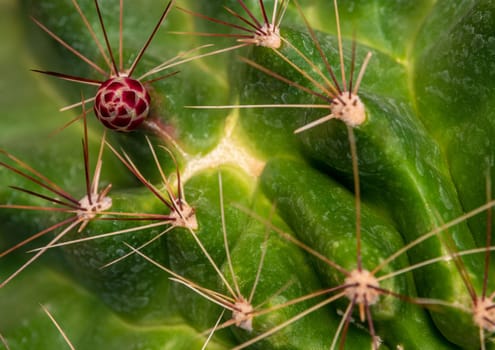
top-left (94, 76), bottom-right (151, 132)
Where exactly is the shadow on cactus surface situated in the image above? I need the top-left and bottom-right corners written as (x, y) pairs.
top-left (2, 0), bottom-right (495, 349)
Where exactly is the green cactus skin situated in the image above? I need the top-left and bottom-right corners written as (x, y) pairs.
top-left (260, 158), bottom-right (452, 349)
top-left (2, 0), bottom-right (495, 349)
top-left (238, 25), bottom-right (486, 347)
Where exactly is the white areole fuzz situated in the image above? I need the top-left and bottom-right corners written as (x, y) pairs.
top-left (473, 296), bottom-right (495, 332)
top-left (232, 297), bottom-right (255, 332)
top-left (77, 193), bottom-right (113, 221)
top-left (252, 23), bottom-right (281, 49)
top-left (331, 91), bottom-right (366, 127)
top-left (344, 269), bottom-right (380, 307)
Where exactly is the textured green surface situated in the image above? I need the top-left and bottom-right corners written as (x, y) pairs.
top-left (2, 0), bottom-right (495, 349)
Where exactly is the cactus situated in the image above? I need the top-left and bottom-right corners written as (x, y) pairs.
top-left (2, 0), bottom-right (495, 349)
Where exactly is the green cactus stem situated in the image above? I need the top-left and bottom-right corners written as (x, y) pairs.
top-left (2, 0), bottom-right (495, 349)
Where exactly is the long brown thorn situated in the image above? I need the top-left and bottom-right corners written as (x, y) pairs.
top-left (128, 0), bottom-right (176, 77)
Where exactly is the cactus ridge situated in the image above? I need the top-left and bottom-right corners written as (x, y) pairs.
top-left (2, 0), bottom-right (495, 349)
